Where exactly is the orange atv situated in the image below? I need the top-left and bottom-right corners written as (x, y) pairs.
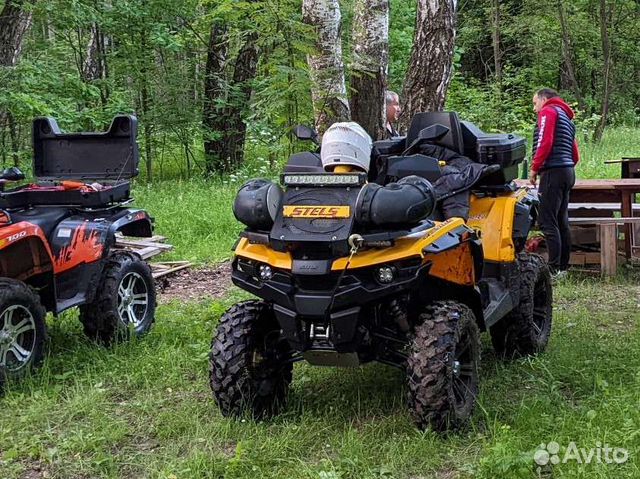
top-left (0, 116), bottom-right (156, 380)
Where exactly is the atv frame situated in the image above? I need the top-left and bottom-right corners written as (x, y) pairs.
top-left (209, 112), bottom-right (553, 431)
top-left (0, 116), bottom-right (157, 380)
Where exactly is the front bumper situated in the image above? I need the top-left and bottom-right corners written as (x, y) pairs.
top-left (232, 256), bottom-right (428, 352)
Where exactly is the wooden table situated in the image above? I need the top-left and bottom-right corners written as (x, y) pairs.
top-left (604, 158), bottom-right (640, 179)
top-left (515, 178), bottom-right (640, 259)
top-left (568, 179), bottom-right (640, 258)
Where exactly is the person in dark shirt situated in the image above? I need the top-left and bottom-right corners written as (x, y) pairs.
top-left (529, 88), bottom-right (580, 276)
top-left (385, 91), bottom-right (401, 138)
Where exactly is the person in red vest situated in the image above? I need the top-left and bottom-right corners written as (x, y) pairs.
top-left (529, 88), bottom-right (580, 277)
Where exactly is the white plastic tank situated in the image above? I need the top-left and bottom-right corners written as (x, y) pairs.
top-left (320, 122), bottom-right (373, 172)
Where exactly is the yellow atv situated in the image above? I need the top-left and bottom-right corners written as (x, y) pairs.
top-left (209, 112), bottom-right (552, 431)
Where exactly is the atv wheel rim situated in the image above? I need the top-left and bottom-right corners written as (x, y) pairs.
top-left (451, 331), bottom-right (476, 409)
top-left (532, 277), bottom-right (550, 339)
top-left (117, 272), bottom-right (149, 329)
top-left (0, 305), bottom-right (37, 372)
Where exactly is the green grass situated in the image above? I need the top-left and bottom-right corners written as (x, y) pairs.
top-left (1, 278), bottom-right (639, 478)
top-left (2, 127), bottom-right (640, 478)
top-left (130, 178), bottom-right (243, 264)
top-left (575, 126), bottom-right (640, 179)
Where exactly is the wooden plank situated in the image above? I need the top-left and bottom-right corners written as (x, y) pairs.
top-left (600, 223), bottom-right (618, 277)
top-left (151, 261), bottom-right (191, 279)
top-left (115, 238), bottom-right (173, 250)
top-left (133, 246), bottom-right (165, 260)
top-left (568, 217), bottom-right (640, 225)
top-left (570, 190), bottom-right (620, 203)
top-left (569, 202), bottom-right (640, 210)
top-left (572, 179), bottom-right (640, 188)
top-left (115, 233), bottom-right (167, 243)
top-left (569, 252), bottom-right (602, 266)
top-left (570, 225), bottom-right (599, 245)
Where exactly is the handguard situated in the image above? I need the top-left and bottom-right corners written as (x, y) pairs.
top-left (356, 175), bottom-right (436, 227)
top-left (233, 179), bottom-right (283, 230)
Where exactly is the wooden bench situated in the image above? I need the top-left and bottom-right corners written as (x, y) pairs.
top-left (569, 202), bottom-right (640, 214)
top-left (568, 217), bottom-right (640, 276)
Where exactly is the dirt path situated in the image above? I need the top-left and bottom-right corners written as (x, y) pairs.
top-left (157, 261), bottom-right (233, 303)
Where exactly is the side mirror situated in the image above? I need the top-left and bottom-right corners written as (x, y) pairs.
top-left (0, 167), bottom-right (25, 182)
top-left (293, 125), bottom-right (319, 144)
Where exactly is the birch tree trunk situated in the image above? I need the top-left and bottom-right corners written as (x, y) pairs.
top-left (400, 0), bottom-right (457, 131)
top-left (350, 0), bottom-right (389, 140)
top-left (302, 0), bottom-right (350, 135)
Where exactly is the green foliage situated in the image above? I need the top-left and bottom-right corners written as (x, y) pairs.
top-left (451, 0), bottom-right (640, 135)
top-left (0, 0), bottom-right (638, 177)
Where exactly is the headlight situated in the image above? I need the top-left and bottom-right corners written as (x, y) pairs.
top-left (375, 265), bottom-right (395, 284)
top-left (281, 173), bottom-right (365, 186)
top-left (258, 264), bottom-right (273, 281)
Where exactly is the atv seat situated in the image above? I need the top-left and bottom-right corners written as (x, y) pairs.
top-left (284, 152), bottom-right (323, 173)
top-left (9, 206), bottom-right (74, 239)
top-left (407, 112), bottom-right (526, 186)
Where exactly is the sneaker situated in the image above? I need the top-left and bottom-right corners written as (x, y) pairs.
top-left (550, 269), bottom-right (568, 283)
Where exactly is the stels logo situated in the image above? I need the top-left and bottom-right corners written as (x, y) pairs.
top-left (283, 205), bottom-right (350, 219)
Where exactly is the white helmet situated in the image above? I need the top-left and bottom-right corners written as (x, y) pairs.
top-left (320, 122), bottom-right (373, 173)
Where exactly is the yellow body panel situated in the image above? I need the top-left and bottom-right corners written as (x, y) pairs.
top-left (234, 238), bottom-right (293, 270)
top-left (425, 241), bottom-right (475, 286)
top-left (466, 189), bottom-right (529, 263)
top-left (331, 217), bottom-right (466, 270)
top-left (234, 217), bottom-right (468, 273)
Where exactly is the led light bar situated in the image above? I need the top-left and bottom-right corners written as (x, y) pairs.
top-left (281, 173), bottom-right (366, 186)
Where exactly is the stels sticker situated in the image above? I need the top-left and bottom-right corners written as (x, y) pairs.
top-left (283, 205), bottom-right (350, 219)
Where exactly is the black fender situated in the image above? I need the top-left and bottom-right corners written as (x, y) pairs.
top-left (513, 192), bottom-right (538, 252)
top-left (107, 208), bottom-right (154, 239)
top-left (49, 208), bottom-right (153, 262)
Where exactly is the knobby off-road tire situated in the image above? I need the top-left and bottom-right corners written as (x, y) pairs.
top-left (406, 300), bottom-right (481, 432)
top-left (0, 278), bottom-right (47, 378)
top-left (209, 300), bottom-right (293, 419)
top-left (80, 251), bottom-right (156, 345)
top-left (490, 253), bottom-right (553, 359)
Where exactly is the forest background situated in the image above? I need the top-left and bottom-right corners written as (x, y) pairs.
top-left (1, 0), bottom-right (638, 183)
